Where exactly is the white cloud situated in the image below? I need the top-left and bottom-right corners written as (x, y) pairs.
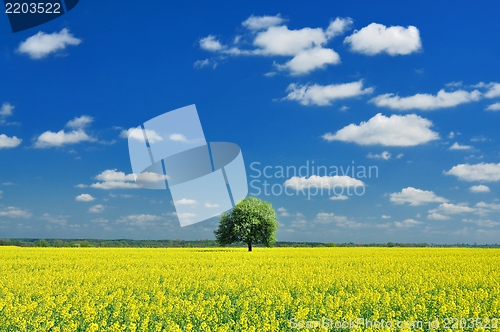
top-left (200, 16), bottom-right (352, 75)
top-left (90, 169), bottom-right (138, 190)
top-left (481, 82), bottom-right (500, 98)
top-left (199, 35), bottom-right (224, 52)
top-left (96, 169), bottom-right (135, 182)
top-left (323, 113), bottom-right (439, 146)
top-left (283, 80), bottom-right (373, 106)
top-left (462, 218), bottom-right (500, 227)
top-left (117, 214), bottom-right (162, 226)
top-left (329, 195), bottom-right (348, 201)
top-left (445, 163), bottom-right (500, 182)
top-left (242, 14), bottom-right (286, 31)
top-left (367, 151), bottom-right (391, 160)
top-left (136, 172), bottom-right (169, 183)
top-left (486, 102), bottom-right (500, 111)
top-left (169, 133), bottom-right (188, 142)
top-left (66, 115), bottom-right (93, 129)
top-left (121, 128), bottom-right (163, 144)
top-left (0, 207), bottom-right (32, 218)
top-left (175, 198), bottom-right (197, 205)
top-left (469, 185), bottom-right (490, 193)
top-left (253, 25), bottom-right (327, 56)
top-left (205, 203), bottom-right (219, 208)
top-left (0, 134), bottom-right (22, 149)
top-left (429, 203), bottom-right (475, 215)
top-left (470, 135), bottom-right (488, 142)
top-left (35, 116), bottom-right (96, 148)
top-left (475, 201), bottom-right (500, 211)
top-left (325, 17), bottom-right (353, 38)
top-left (276, 47), bottom-right (340, 75)
top-left (193, 59), bottom-right (210, 68)
top-left (75, 194), bottom-right (96, 202)
top-left (371, 89), bottom-right (481, 111)
top-left (449, 142), bottom-right (472, 150)
top-left (284, 175), bottom-right (364, 190)
top-left (35, 129), bottom-right (94, 148)
top-left (390, 187), bottom-right (447, 206)
top-left (89, 204), bottom-right (105, 213)
top-left (17, 28), bottom-right (81, 59)
top-left (448, 131), bottom-right (455, 139)
top-left (315, 212), bottom-right (365, 228)
top-left (427, 213), bottom-right (450, 220)
top-left (381, 215), bottom-right (391, 219)
top-left (0, 102), bottom-right (14, 117)
top-left (344, 23), bottom-right (421, 55)
top-left (394, 219), bottom-right (422, 227)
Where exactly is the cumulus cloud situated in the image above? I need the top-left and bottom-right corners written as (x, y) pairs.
top-left (90, 169), bottom-right (138, 189)
top-left (117, 214), bottom-right (162, 226)
top-left (449, 142), bottom-right (472, 150)
top-left (329, 195), bottom-right (348, 201)
top-left (88, 204), bottom-right (105, 213)
top-left (323, 113), bottom-right (439, 146)
top-left (17, 28), bottom-right (81, 59)
top-left (445, 163), bottom-right (500, 182)
top-left (75, 194), bottom-right (96, 202)
top-left (344, 23), bottom-right (421, 55)
top-left (0, 134), bottom-right (22, 149)
top-left (429, 203), bottom-right (475, 215)
top-left (198, 16), bottom-right (352, 75)
top-left (0, 102), bottom-right (14, 117)
top-left (325, 17), bottom-right (353, 38)
top-left (66, 115), bottom-right (93, 129)
top-left (476, 82), bottom-right (500, 98)
top-left (199, 35), bottom-right (224, 52)
top-left (462, 218), bottom-right (500, 227)
top-left (35, 115), bottom-right (96, 148)
top-left (276, 47), bottom-right (340, 75)
top-left (121, 128), bottom-right (163, 144)
top-left (0, 206), bottom-right (32, 218)
top-left (35, 129), bottom-right (95, 148)
top-left (205, 203), bottom-right (219, 208)
top-left (283, 80), bottom-right (373, 106)
top-left (371, 89), bottom-right (481, 111)
top-left (315, 212), bottom-right (365, 228)
top-left (427, 213), bottom-right (450, 220)
top-left (367, 151), bottom-right (391, 160)
top-left (381, 215), bottom-right (391, 219)
top-left (242, 14), bottom-right (286, 30)
top-left (486, 102), bottom-right (500, 111)
top-left (284, 175), bottom-right (364, 190)
top-left (394, 219), bottom-right (422, 227)
top-left (390, 187), bottom-right (448, 206)
top-left (469, 185), bottom-right (490, 193)
top-left (175, 198), bottom-right (197, 205)
top-left (169, 133), bottom-right (189, 142)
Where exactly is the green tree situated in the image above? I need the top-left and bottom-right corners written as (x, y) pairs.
top-left (214, 197), bottom-right (278, 251)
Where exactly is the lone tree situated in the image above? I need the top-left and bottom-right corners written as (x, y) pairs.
top-left (214, 197), bottom-right (278, 251)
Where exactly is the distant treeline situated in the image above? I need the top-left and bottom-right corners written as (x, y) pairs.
top-left (0, 238), bottom-right (498, 248)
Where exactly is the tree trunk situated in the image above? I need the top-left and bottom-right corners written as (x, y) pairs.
top-left (247, 242), bottom-right (252, 252)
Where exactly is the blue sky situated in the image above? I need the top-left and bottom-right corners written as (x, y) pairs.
top-left (1, 1), bottom-right (500, 243)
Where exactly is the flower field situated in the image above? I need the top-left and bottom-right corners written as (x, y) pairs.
top-left (0, 247), bottom-right (499, 331)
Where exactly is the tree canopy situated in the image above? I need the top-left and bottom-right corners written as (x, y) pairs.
top-left (214, 196), bottom-right (278, 251)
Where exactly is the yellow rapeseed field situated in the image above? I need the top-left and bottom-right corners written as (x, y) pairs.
top-left (0, 247), bottom-right (499, 331)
